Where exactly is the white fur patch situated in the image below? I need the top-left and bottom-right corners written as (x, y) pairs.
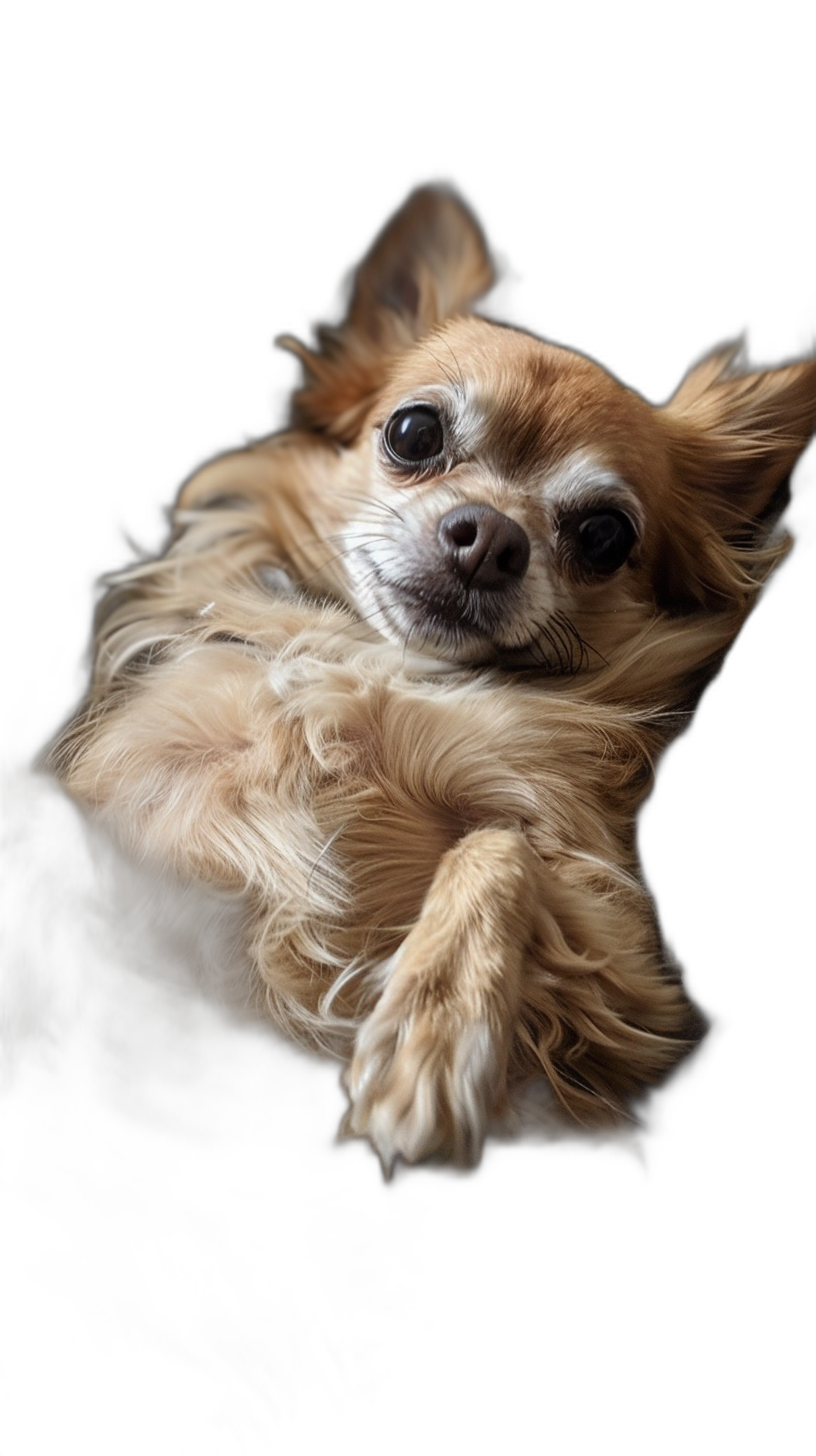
top-left (540, 450), bottom-right (645, 532)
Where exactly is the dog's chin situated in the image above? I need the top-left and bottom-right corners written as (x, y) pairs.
top-left (372, 595), bottom-right (493, 666)
top-left (367, 582), bottom-right (555, 672)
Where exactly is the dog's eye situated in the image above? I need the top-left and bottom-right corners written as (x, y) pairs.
top-left (383, 406), bottom-right (445, 465)
top-left (574, 510), bottom-right (636, 574)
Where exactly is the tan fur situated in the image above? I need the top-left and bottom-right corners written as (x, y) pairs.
top-left (49, 187), bottom-right (816, 1171)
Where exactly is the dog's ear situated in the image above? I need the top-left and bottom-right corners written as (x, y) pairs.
top-left (279, 185), bottom-right (494, 442)
top-left (344, 184), bottom-right (494, 342)
top-left (653, 344), bottom-right (816, 611)
top-left (662, 343), bottom-right (816, 534)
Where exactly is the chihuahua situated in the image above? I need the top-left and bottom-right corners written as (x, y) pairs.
top-left (50, 186), bottom-right (816, 1170)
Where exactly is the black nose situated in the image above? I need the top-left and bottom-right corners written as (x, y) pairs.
top-left (438, 504), bottom-right (530, 589)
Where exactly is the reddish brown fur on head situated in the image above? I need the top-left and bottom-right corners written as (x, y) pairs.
top-left (280, 187), bottom-right (816, 677)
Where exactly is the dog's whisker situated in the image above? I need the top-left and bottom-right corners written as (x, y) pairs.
top-left (544, 614), bottom-right (571, 672)
top-left (318, 536), bottom-right (394, 564)
top-left (437, 332), bottom-right (467, 391)
top-left (530, 635), bottom-right (555, 673)
top-left (418, 340), bottom-right (462, 395)
top-left (535, 619), bottom-right (565, 673)
top-left (335, 492), bottom-right (406, 525)
top-left (553, 609), bottom-right (608, 672)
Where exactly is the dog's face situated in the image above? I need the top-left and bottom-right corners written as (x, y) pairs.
top-left (286, 187), bottom-right (816, 670)
top-left (342, 317), bottom-right (668, 669)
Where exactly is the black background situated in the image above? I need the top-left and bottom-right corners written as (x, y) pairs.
top-left (4, 93), bottom-right (810, 1409)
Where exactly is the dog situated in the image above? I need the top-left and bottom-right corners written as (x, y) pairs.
top-left (49, 186), bottom-right (816, 1171)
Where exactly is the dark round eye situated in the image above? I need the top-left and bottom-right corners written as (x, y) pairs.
top-left (383, 406), bottom-right (445, 465)
top-left (575, 510), bottom-right (636, 574)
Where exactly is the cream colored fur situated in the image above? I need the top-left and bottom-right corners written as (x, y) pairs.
top-left (49, 186), bottom-right (816, 1171)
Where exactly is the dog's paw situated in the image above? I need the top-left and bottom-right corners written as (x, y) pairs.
top-left (343, 993), bottom-right (504, 1173)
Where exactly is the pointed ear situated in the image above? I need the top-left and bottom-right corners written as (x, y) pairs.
top-left (279, 185), bottom-right (495, 442)
top-left (345, 184), bottom-right (494, 341)
top-left (662, 343), bottom-right (816, 535)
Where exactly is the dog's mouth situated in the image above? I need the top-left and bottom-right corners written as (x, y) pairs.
top-left (360, 564), bottom-right (499, 657)
top-left (356, 563), bottom-right (589, 674)
top-left (395, 579), bottom-right (488, 630)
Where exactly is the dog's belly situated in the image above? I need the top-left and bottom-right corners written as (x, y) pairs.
top-left (54, 637), bottom-right (649, 1059)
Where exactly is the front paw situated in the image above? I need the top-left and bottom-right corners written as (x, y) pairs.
top-left (343, 992), bottom-right (504, 1173)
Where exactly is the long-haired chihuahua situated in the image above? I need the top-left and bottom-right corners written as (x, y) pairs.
top-left (50, 186), bottom-right (816, 1171)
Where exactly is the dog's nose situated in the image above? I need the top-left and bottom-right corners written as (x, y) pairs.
top-left (438, 504), bottom-right (530, 589)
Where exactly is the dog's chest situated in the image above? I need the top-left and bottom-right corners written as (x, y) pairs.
top-left (65, 634), bottom-right (644, 931)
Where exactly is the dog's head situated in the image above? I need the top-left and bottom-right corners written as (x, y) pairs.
top-left (283, 187), bottom-right (816, 671)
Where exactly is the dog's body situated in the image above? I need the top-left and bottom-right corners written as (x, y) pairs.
top-left (51, 188), bottom-right (816, 1169)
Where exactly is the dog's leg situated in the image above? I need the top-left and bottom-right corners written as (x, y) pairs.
top-left (345, 827), bottom-right (539, 1172)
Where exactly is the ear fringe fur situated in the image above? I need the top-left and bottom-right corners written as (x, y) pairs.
top-left (662, 343), bottom-right (816, 494)
top-left (652, 341), bottom-right (816, 608)
top-left (279, 185), bottom-right (495, 443)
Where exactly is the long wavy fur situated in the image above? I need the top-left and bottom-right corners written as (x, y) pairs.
top-left (48, 187), bottom-right (816, 1169)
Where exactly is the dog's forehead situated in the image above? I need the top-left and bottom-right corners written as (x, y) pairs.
top-left (386, 317), bottom-right (657, 479)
